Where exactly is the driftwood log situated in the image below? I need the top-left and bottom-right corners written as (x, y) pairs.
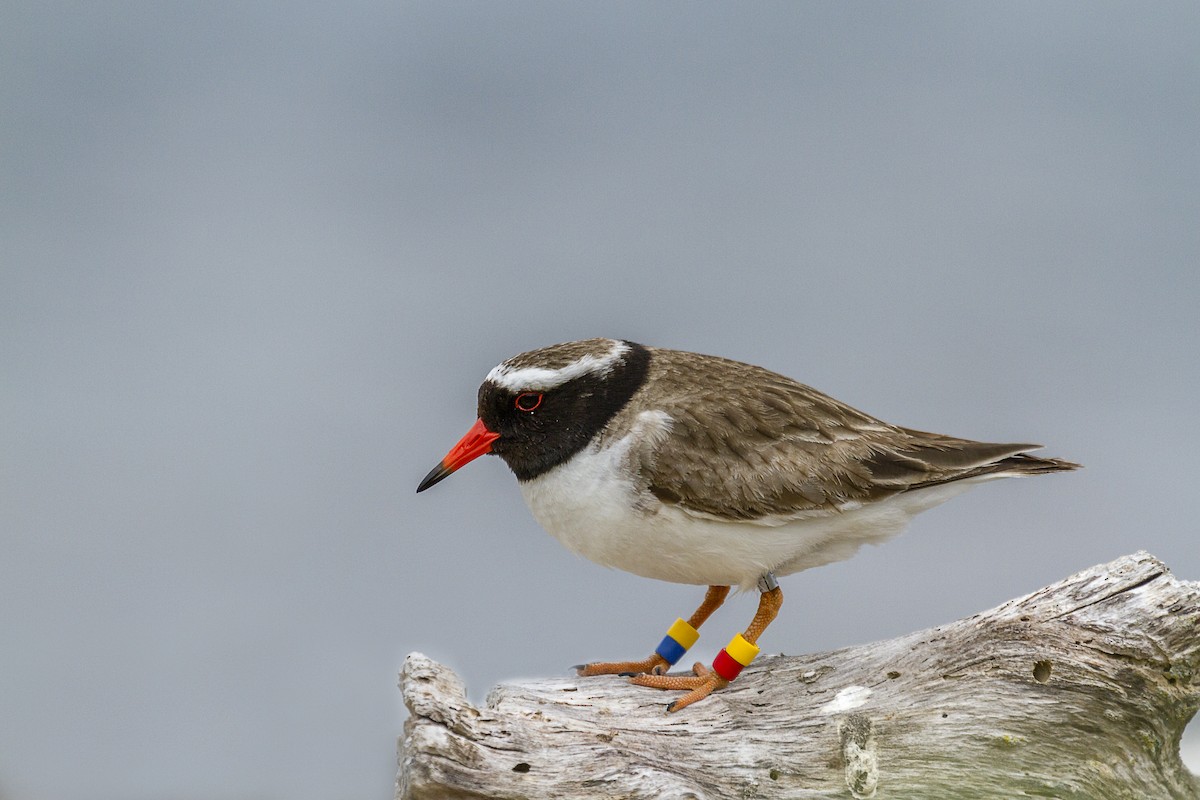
top-left (397, 552), bottom-right (1199, 799)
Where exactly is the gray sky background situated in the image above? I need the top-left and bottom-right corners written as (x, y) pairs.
top-left (3, 3), bottom-right (1198, 799)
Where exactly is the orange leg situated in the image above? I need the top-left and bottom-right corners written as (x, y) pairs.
top-left (574, 585), bottom-right (730, 677)
top-left (632, 585), bottom-right (783, 711)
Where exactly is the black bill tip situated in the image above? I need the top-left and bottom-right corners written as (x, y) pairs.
top-left (416, 462), bottom-right (453, 493)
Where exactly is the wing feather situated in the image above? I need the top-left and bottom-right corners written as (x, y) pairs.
top-left (619, 348), bottom-right (1078, 523)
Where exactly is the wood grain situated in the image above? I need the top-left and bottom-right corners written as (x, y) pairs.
top-left (397, 552), bottom-right (1199, 799)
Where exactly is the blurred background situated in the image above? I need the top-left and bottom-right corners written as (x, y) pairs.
top-left (2, 3), bottom-right (1197, 799)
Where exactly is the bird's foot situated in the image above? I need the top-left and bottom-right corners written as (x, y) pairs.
top-left (573, 653), bottom-right (669, 677)
top-left (630, 661), bottom-right (729, 712)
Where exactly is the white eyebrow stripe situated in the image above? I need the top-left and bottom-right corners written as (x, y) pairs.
top-left (486, 341), bottom-right (630, 391)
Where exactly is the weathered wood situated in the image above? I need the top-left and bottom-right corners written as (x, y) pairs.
top-left (397, 552), bottom-right (1199, 799)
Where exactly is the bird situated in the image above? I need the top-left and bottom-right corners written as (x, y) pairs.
top-left (416, 338), bottom-right (1078, 711)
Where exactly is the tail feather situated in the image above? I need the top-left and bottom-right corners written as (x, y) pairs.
top-left (989, 452), bottom-right (1082, 476)
top-left (865, 432), bottom-right (1080, 493)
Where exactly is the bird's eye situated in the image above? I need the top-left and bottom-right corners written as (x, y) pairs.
top-left (514, 392), bottom-right (543, 412)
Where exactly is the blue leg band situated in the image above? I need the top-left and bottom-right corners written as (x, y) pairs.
top-left (655, 635), bottom-right (688, 666)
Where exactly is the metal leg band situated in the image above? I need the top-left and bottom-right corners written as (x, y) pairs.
top-left (757, 572), bottom-right (779, 593)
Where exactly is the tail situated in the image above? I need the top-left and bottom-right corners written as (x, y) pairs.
top-left (986, 452), bottom-right (1082, 477)
top-left (865, 430), bottom-right (1081, 493)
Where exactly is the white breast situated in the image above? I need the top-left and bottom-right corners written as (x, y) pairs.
top-left (517, 421), bottom-right (986, 591)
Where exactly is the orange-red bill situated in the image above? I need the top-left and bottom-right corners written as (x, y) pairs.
top-left (416, 418), bottom-right (500, 493)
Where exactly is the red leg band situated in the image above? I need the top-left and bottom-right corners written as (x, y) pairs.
top-left (711, 649), bottom-right (744, 682)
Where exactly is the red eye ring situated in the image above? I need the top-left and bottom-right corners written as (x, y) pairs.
top-left (514, 392), bottom-right (543, 412)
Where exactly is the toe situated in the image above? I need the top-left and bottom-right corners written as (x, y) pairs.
top-left (629, 662), bottom-right (729, 711)
top-left (576, 654), bottom-right (669, 678)
top-left (629, 672), bottom-right (701, 690)
top-left (666, 683), bottom-right (713, 712)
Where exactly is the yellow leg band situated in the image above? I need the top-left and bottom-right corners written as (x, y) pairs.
top-left (666, 618), bottom-right (700, 649)
top-left (725, 633), bottom-right (760, 667)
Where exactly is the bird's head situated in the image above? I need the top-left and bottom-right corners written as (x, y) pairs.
top-left (416, 338), bottom-right (650, 490)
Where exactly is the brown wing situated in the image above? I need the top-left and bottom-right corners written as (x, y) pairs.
top-left (624, 349), bottom-right (1078, 522)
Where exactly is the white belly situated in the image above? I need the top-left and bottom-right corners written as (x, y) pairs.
top-left (517, 442), bottom-right (982, 591)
